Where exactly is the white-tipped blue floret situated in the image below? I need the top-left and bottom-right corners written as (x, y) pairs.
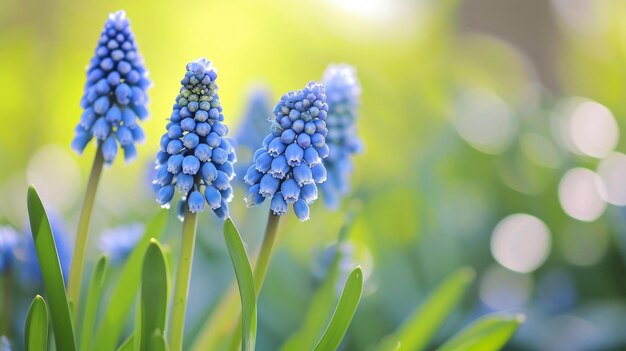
top-left (194, 143), bottom-right (212, 162)
top-left (214, 171), bottom-right (230, 190)
top-left (270, 192), bottom-right (288, 215)
top-left (157, 185), bottom-right (175, 208)
top-left (204, 186), bottom-right (222, 210)
top-left (293, 163), bottom-right (314, 186)
top-left (244, 165), bottom-right (263, 185)
top-left (311, 163), bottom-right (327, 183)
top-left (102, 136), bottom-right (118, 163)
top-left (293, 199), bottom-right (310, 221)
top-left (116, 126), bottom-right (133, 146)
top-left (187, 191), bottom-right (205, 213)
top-left (176, 173), bottom-right (194, 194)
top-left (281, 178), bottom-right (300, 204)
top-left (269, 155), bottom-right (290, 179)
top-left (182, 155), bottom-right (200, 175)
top-left (259, 173), bottom-right (280, 198)
top-left (200, 162), bottom-right (218, 182)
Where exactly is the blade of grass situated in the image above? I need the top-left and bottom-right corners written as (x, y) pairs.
top-left (141, 239), bottom-right (169, 351)
top-left (116, 334), bottom-right (135, 351)
top-left (436, 314), bottom-right (525, 351)
top-left (313, 266), bottom-right (364, 351)
top-left (25, 295), bottom-right (48, 351)
top-left (79, 255), bottom-right (108, 351)
top-left (281, 216), bottom-right (356, 351)
top-left (376, 267), bottom-right (476, 351)
top-left (223, 218), bottom-right (257, 351)
top-left (93, 211), bottom-right (168, 351)
top-left (27, 186), bottom-right (76, 351)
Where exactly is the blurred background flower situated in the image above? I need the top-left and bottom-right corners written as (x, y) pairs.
top-left (3, 0), bottom-right (626, 349)
top-left (98, 222), bottom-right (144, 264)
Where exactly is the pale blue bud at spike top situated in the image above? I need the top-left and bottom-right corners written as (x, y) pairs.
top-left (154, 58), bottom-right (236, 220)
top-left (244, 81), bottom-right (329, 221)
top-left (234, 85), bottom-right (273, 179)
top-left (71, 11), bottom-right (151, 165)
top-left (98, 223), bottom-right (144, 264)
top-left (319, 64), bottom-right (362, 209)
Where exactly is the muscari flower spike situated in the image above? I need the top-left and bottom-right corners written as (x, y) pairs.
top-left (234, 86), bottom-right (273, 178)
top-left (154, 58), bottom-right (236, 220)
top-left (319, 64), bottom-right (362, 209)
top-left (98, 223), bottom-right (144, 264)
top-left (244, 81), bottom-right (329, 221)
top-left (71, 11), bottom-right (151, 165)
top-left (0, 226), bottom-right (18, 273)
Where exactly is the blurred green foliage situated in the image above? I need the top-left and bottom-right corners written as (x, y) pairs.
top-left (4, 0), bottom-right (626, 350)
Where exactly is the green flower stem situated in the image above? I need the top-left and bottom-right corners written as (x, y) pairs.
top-left (1, 270), bottom-right (12, 335)
top-left (68, 145), bottom-right (104, 318)
top-left (169, 210), bottom-right (198, 351)
top-left (252, 211), bottom-right (281, 291)
top-left (228, 211), bottom-right (281, 351)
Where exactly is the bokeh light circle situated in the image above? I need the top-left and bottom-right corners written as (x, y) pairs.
top-left (568, 100), bottom-right (618, 158)
top-left (597, 152), bottom-right (626, 206)
top-left (453, 88), bottom-right (517, 155)
top-left (26, 145), bottom-right (81, 212)
top-left (558, 168), bottom-right (606, 222)
top-left (491, 213), bottom-right (551, 273)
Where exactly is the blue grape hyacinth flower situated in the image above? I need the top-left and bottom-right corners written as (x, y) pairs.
top-left (71, 11), bottom-right (151, 165)
top-left (98, 223), bottom-right (144, 264)
top-left (319, 64), bottom-right (362, 209)
top-left (0, 226), bottom-right (18, 273)
top-left (234, 85), bottom-right (273, 179)
top-left (154, 58), bottom-right (236, 219)
top-left (244, 81), bottom-right (329, 221)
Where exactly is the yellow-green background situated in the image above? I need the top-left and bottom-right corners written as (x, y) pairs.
top-left (3, 0), bottom-right (626, 350)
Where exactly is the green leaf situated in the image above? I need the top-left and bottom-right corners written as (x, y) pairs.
top-left (148, 330), bottom-right (169, 351)
top-left (116, 334), bottom-right (135, 351)
top-left (436, 314), bottom-right (525, 351)
top-left (141, 239), bottom-right (169, 351)
top-left (25, 295), bottom-right (48, 351)
top-left (93, 211), bottom-right (168, 351)
top-left (223, 218), bottom-right (257, 351)
top-left (376, 267), bottom-right (475, 351)
top-left (281, 217), bottom-right (355, 351)
top-left (79, 255), bottom-right (108, 351)
top-left (134, 293), bottom-right (141, 351)
top-left (27, 186), bottom-right (76, 351)
top-left (313, 266), bottom-right (364, 351)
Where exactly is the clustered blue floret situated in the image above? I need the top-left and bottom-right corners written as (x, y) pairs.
top-left (71, 11), bottom-right (151, 165)
top-left (154, 58), bottom-right (236, 220)
top-left (319, 65), bottom-right (362, 208)
top-left (244, 81), bottom-right (329, 221)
